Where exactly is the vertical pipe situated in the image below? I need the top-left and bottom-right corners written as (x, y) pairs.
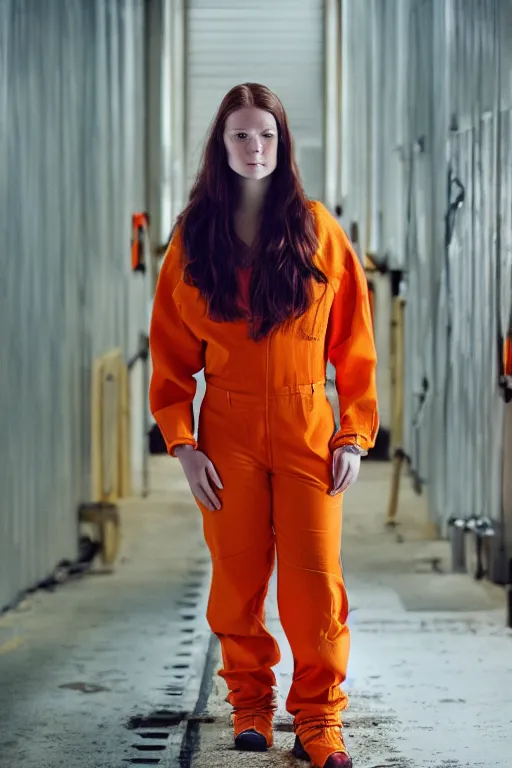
top-left (145, 0), bottom-right (163, 295)
top-left (340, 0), bottom-right (351, 213)
top-left (368, 0), bottom-right (380, 258)
top-left (508, 557), bottom-right (512, 628)
top-left (161, 0), bottom-right (173, 247)
top-left (142, 337), bottom-right (150, 498)
top-left (324, 0), bottom-right (339, 210)
top-left (337, 0), bottom-right (343, 208)
top-left (173, 0), bottom-right (186, 221)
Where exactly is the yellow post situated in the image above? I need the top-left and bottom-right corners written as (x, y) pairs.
top-left (386, 295), bottom-right (406, 526)
top-left (87, 348), bottom-right (131, 566)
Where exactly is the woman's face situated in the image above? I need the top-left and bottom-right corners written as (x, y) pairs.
top-left (223, 107), bottom-right (278, 181)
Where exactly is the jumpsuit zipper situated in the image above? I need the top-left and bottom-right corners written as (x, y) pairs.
top-left (265, 335), bottom-right (273, 470)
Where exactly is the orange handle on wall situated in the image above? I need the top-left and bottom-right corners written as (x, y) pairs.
top-left (131, 212), bottom-right (149, 273)
top-left (505, 335), bottom-right (512, 377)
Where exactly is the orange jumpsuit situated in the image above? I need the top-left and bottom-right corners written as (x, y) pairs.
top-left (149, 201), bottom-right (378, 765)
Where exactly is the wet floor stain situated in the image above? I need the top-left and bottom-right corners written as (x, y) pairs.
top-left (58, 681), bottom-right (110, 693)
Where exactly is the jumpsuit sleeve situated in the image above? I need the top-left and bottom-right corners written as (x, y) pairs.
top-left (149, 227), bottom-right (204, 456)
top-left (326, 231), bottom-right (379, 454)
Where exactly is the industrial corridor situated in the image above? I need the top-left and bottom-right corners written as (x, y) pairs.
top-left (0, 458), bottom-right (510, 768)
top-left (2, 0), bottom-right (512, 767)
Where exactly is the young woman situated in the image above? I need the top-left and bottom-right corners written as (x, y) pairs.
top-left (149, 83), bottom-right (378, 768)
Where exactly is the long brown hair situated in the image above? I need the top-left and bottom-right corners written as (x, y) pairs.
top-left (175, 83), bottom-right (326, 340)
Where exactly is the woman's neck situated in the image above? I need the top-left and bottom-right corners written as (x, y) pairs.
top-left (233, 177), bottom-right (270, 248)
top-left (236, 177), bottom-right (270, 218)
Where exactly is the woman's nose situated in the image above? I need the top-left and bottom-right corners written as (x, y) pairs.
top-left (248, 137), bottom-right (262, 153)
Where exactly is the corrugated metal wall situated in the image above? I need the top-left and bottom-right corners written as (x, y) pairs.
top-left (341, 0), bottom-right (512, 539)
top-left (0, 0), bottom-right (147, 611)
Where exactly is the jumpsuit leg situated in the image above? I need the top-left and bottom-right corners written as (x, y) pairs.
top-left (273, 474), bottom-right (349, 712)
top-left (271, 389), bottom-right (351, 766)
top-left (197, 391), bottom-right (281, 743)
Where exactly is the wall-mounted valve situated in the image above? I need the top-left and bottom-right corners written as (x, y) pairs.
top-left (464, 516), bottom-right (496, 581)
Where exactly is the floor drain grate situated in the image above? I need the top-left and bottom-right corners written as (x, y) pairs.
top-left (126, 565), bottom-right (210, 765)
top-left (177, 600), bottom-right (197, 608)
top-left (133, 745), bottom-right (167, 752)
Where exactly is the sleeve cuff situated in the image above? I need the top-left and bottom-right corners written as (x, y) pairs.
top-left (340, 444), bottom-right (368, 457)
top-left (152, 403), bottom-right (197, 457)
top-left (169, 438), bottom-right (198, 457)
top-left (329, 431), bottom-right (374, 454)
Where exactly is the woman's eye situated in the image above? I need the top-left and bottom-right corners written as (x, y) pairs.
top-left (233, 132), bottom-right (275, 140)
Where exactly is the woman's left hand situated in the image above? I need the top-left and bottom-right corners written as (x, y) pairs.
top-left (329, 447), bottom-right (361, 496)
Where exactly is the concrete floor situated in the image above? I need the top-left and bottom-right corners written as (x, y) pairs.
top-left (0, 459), bottom-right (210, 768)
top-left (1, 458), bottom-right (511, 768)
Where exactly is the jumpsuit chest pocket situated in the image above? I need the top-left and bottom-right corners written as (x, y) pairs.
top-left (297, 280), bottom-right (335, 343)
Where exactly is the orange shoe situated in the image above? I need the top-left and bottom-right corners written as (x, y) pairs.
top-left (292, 727), bottom-right (352, 768)
top-left (233, 711), bottom-right (274, 752)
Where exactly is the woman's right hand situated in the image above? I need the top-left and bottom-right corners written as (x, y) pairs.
top-left (174, 445), bottom-right (223, 511)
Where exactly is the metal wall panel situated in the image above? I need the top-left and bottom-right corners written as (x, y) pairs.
top-left (340, 0), bottom-right (372, 258)
top-left (185, 0), bottom-right (325, 200)
top-left (340, 0), bottom-right (512, 539)
top-left (340, 0), bottom-right (411, 265)
top-left (160, 0), bottom-right (187, 231)
top-left (406, 0), bottom-right (506, 533)
top-left (0, 0), bottom-right (147, 611)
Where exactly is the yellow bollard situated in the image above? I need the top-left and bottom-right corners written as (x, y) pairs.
top-left (83, 348), bottom-right (131, 566)
top-left (386, 295), bottom-right (406, 527)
